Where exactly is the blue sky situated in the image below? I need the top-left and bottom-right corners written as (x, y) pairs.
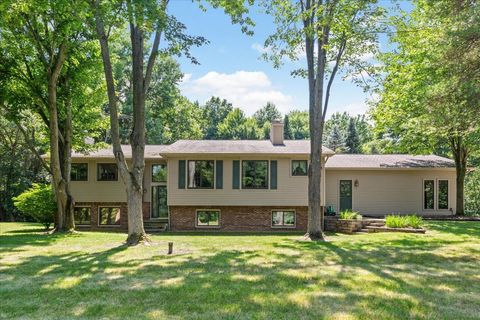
top-left (168, 0), bottom-right (411, 118)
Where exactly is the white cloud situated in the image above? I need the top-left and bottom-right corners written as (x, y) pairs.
top-left (180, 71), bottom-right (294, 115)
top-left (251, 43), bottom-right (270, 54)
top-left (326, 101), bottom-right (368, 119)
top-left (180, 73), bottom-right (192, 84)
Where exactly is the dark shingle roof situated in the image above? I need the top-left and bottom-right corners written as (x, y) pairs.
top-left (326, 154), bottom-right (455, 169)
top-left (160, 140), bottom-right (335, 155)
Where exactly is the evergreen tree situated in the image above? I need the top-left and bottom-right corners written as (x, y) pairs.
top-left (345, 118), bottom-right (361, 153)
top-left (283, 114), bottom-right (292, 139)
top-left (326, 125), bottom-right (345, 152)
top-left (253, 102), bottom-right (282, 128)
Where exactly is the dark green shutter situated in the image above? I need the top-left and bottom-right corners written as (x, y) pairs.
top-left (178, 160), bottom-right (186, 189)
top-left (270, 160), bottom-right (277, 189)
top-left (232, 160), bottom-right (240, 189)
top-left (216, 160), bottom-right (223, 189)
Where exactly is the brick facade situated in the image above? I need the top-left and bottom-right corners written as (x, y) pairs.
top-left (75, 202), bottom-right (151, 231)
top-left (169, 206), bottom-right (308, 232)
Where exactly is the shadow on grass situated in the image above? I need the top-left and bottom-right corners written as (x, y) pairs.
top-left (426, 220), bottom-right (480, 237)
top-left (1, 224), bottom-right (480, 319)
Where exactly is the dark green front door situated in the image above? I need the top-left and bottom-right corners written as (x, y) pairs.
top-left (151, 186), bottom-right (168, 219)
top-left (339, 180), bottom-right (353, 212)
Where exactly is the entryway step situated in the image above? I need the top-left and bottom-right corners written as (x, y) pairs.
top-left (357, 228), bottom-right (375, 233)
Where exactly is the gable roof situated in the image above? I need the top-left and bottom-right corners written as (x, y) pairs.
top-left (160, 140), bottom-right (335, 156)
top-left (326, 154), bottom-right (455, 169)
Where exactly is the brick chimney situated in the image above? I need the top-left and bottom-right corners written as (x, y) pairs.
top-left (270, 120), bottom-right (284, 145)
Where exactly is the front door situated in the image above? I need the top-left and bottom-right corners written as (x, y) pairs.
top-left (151, 185), bottom-right (168, 219)
top-left (339, 180), bottom-right (353, 212)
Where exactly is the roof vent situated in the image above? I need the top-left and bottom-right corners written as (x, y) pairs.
top-left (270, 120), bottom-right (284, 145)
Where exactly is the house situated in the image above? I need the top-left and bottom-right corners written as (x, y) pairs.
top-left (70, 121), bottom-right (456, 231)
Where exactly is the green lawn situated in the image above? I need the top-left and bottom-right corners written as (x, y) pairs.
top-left (1, 222), bottom-right (479, 319)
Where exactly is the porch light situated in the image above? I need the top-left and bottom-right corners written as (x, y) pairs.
top-left (354, 179), bottom-right (359, 187)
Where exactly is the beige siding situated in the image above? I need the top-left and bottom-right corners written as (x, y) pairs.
top-left (325, 169), bottom-right (456, 216)
top-left (167, 156), bottom-right (326, 207)
top-left (70, 159), bottom-right (166, 203)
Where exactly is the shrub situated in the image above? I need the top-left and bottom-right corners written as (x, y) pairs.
top-left (13, 184), bottom-right (56, 230)
top-left (385, 215), bottom-right (423, 229)
top-left (339, 210), bottom-right (362, 220)
top-left (465, 170), bottom-right (480, 216)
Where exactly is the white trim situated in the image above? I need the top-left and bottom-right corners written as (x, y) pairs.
top-left (271, 209), bottom-right (296, 228)
top-left (98, 206), bottom-right (122, 227)
top-left (195, 209), bottom-right (221, 228)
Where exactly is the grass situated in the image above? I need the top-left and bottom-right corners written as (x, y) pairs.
top-left (1, 222), bottom-right (480, 319)
top-left (339, 209), bottom-right (362, 220)
top-left (386, 215), bottom-right (424, 229)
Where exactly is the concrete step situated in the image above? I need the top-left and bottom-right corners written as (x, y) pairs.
top-left (367, 223), bottom-right (386, 227)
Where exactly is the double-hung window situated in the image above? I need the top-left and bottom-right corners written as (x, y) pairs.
top-left (71, 163), bottom-right (88, 181)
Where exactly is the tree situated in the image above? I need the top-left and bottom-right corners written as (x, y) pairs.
top-left (326, 125), bottom-right (344, 152)
top-left (91, 0), bottom-right (253, 244)
top-left (288, 110), bottom-right (309, 139)
top-left (202, 97), bottom-right (233, 139)
top-left (253, 102), bottom-right (282, 128)
top-left (371, 0), bottom-right (480, 215)
top-left (345, 118), bottom-right (360, 153)
top-left (283, 114), bottom-right (293, 139)
top-left (0, 0), bottom-right (106, 232)
top-left (262, 0), bottom-right (384, 239)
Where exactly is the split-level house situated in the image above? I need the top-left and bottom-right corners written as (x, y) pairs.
top-left (70, 121), bottom-right (456, 231)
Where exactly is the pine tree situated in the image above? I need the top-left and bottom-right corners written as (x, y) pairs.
top-left (283, 115), bottom-right (292, 139)
top-left (326, 125), bottom-right (345, 152)
top-left (345, 118), bottom-right (361, 153)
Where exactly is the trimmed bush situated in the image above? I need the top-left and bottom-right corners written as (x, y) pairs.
top-left (13, 184), bottom-right (56, 230)
top-left (385, 215), bottom-right (423, 229)
top-left (339, 210), bottom-right (362, 220)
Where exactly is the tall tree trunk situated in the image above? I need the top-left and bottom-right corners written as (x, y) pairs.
top-left (303, 0), bottom-right (326, 240)
top-left (46, 42), bottom-right (71, 232)
top-left (61, 89), bottom-right (75, 230)
top-left (126, 23), bottom-right (148, 245)
top-left (93, 1), bottom-right (148, 245)
top-left (451, 136), bottom-right (467, 215)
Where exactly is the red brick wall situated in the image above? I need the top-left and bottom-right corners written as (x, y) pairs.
top-left (170, 206), bottom-right (308, 232)
top-left (75, 202), bottom-right (151, 231)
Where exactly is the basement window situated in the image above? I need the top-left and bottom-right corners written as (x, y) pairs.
top-left (196, 210), bottom-right (220, 227)
top-left (74, 207), bottom-right (91, 225)
top-left (98, 207), bottom-right (121, 226)
top-left (272, 210), bottom-right (296, 227)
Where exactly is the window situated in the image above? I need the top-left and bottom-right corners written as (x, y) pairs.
top-left (272, 210), bottom-right (296, 227)
top-left (71, 163), bottom-right (88, 181)
top-left (242, 160), bottom-right (268, 189)
top-left (152, 164), bottom-right (167, 183)
top-left (424, 180), bottom-right (435, 210)
top-left (97, 164), bottom-right (118, 181)
top-left (438, 180), bottom-right (449, 210)
top-left (74, 207), bottom-right (91, 225)
top-left (292, 160), bottom-right (308, 176)
top-left (188, 160), bottom-right (214, 189)
top-left (98, 207), bottom-right (121, 225)
top-left (196, 210), bottom-right (220, 227)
